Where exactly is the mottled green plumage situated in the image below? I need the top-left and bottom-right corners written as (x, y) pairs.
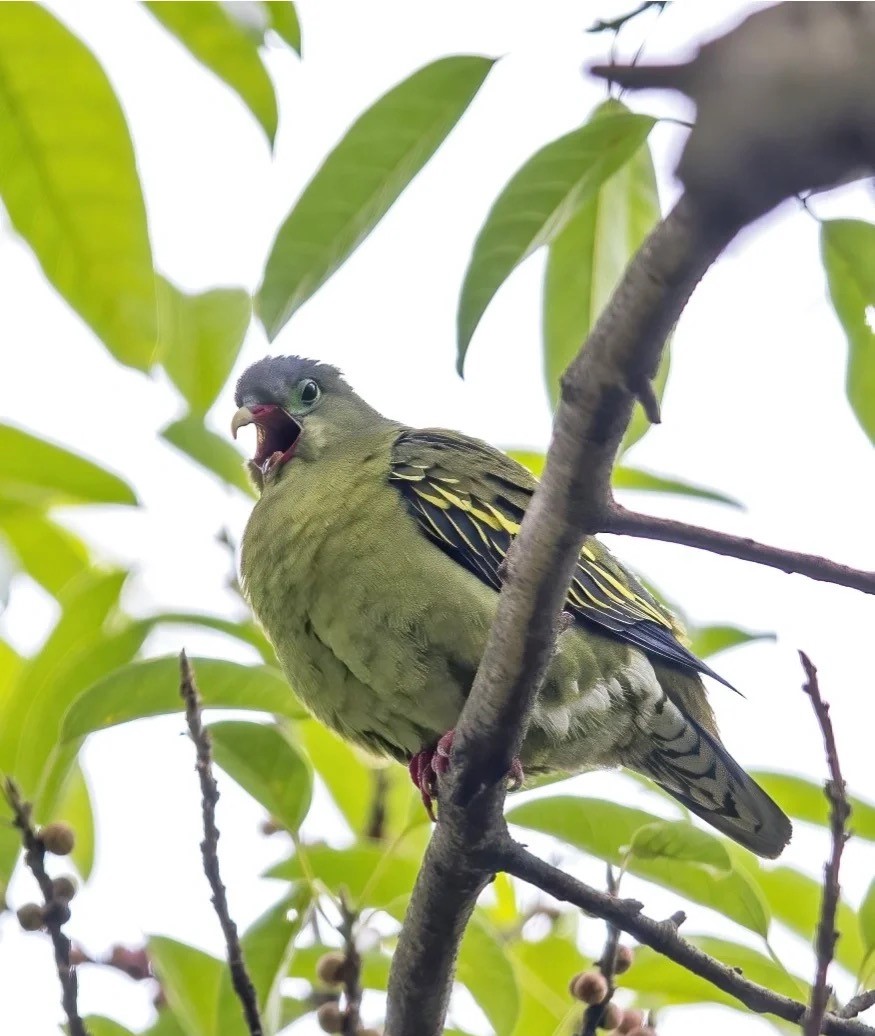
top-left (235, 356), bottom-right (791, 858)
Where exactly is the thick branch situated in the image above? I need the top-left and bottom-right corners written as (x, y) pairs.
top-left (179, 653), bottom-right (263, 1036)
top-left (500, 840), bottom-right (873, 1036)
top-left (3, 778), bottom-right (89, 1036)
top-left (605, 506), bottom-right (875, 595)
top-left (801, 653), bottom-right (852, 1036)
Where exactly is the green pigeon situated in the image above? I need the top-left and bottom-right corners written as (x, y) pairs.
top-left (233, 355), bottom-right (791, 858)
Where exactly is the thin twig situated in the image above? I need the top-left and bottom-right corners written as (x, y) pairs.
top-left (3, 778), bottom-right (89, 1036)
top-left (179, 652), bottom-right (263, 1036)
top-left (580, 866), bottom-right (621, 1036)
top-left (499, 839), bottom-right (873, 1036)
top-left (338, 892), bottom-right (363, 1036)
top-left (838, 992), bottom-right (875, 1020)
top-left (365, 769), bottom-right (389, 841)
top-left (604, 506), bottom-right (875, 596)
top-left (801, 652), bottom-right (852, 1036)
top-left (587, 1), bottom-right (668, 35)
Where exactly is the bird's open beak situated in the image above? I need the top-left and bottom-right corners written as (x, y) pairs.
top-left (231, 404), bottom-right (302, 471)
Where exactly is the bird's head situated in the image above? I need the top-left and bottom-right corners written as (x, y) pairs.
top-left (232, 355), bottom-right (385, 490)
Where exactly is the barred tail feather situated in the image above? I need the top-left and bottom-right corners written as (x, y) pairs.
top-left (638, 700), bottom-right (792, 859)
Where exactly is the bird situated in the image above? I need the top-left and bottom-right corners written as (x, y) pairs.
top-left (232, 355), bottom-right (791, 858)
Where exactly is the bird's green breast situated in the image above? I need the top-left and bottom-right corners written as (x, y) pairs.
top-left (239, 437), bottom-right (496, 759)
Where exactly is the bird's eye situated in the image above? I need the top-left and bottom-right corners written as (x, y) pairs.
top-left (299, 379), bottom-right (320, 405)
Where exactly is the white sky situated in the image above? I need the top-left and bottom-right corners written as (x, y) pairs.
top-left (1, 2), bottom-right (873, 1034)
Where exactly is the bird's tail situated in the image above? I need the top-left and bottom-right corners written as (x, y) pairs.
top-left (636, 698), bottom-right (792, 859)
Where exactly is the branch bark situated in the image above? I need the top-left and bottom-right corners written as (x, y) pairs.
top-left (179, 652), bottom-right (263, 1036)
top-left (604, 506), bottom-right (875, 595)
top-left (801, 653), bottom-right (852, 1036)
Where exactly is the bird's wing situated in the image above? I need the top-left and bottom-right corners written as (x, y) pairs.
top-left (390, 429), bottom-right (731, 687)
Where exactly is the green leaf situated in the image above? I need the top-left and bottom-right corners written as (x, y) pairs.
top-left (265, 2), bottom-right (301, 54)
top-left (269, 842), bottom-right (422, 911)
top-left (52, 760), bottom-right (96, 881)
top-left (148, 937), bottom-right (224, 1036)
top-left (751, 772), bottom-right (875, 842)
top-left (508, 934), bottom-right (580, 1036)
top-left (507, 797), bottom-right (770, 935)
top-left (753, 865), bottom-right (864, 977)
top-left (624, 936), bottom-right (806, 1009)
top-left (859, 877), bottom-right (875, 968)
top-left (209, 721), bottom-right (312, 834)
top-left (61, 656), bottom-right (305, 742)
top-left (218, 891), bottom-right (309, 1035)
top-left (613, 466), bottom-right (742, 507)
top-left (0, 424), bottom-right (137, 508)
top-left (821, 219), bottom-right (875, 445)
top-left (144, 2), bottom-right (277, 144)
top-left (80, 1019), bottom-right (138, 1036)
top-left (156, 278), bottom-right (251, 415)
top-left (687, 624), bottom-right (775, 660)
top-left (0, 504), bottom-right (90, 596)
top-left (0, 4), bottom-right (156, 369)
top-left (162, 415), bottom-right (255, 497)
top-left (149, 611), bottom-right (276, 663)
top-left (458, 108), bottom-right (654, 372)
top-left (457, 916), bottom-right (520, 1036)
top-left (541, 101), bottom-right (660, 416)
top-left (259, 55), bottom-right (495, 339)
top-left (627, 820), bottom-right (732, 871)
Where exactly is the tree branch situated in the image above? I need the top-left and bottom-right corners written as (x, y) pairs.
top-left (499, 839), bottom-right (873, 1036)
top-left (801, 653), bottom-right (852, 1036)
top-left (3, 778), bottom-right (89, 1036)
top-left (179, 652), bottom-right (263, 1036)
top-left (604, 506), bottom-right (875, 595)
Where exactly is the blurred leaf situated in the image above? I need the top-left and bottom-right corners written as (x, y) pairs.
top-left (265, 1), bottom-right (301, 54)
top-left (0, 4), bottom-right (156, 368)
top-left (53, 760), bottom-right (96, 881)
top-left (0, 424), bottom-right (137, 508)
top-left (507, 797), bottom-right (769, 935)
top-left (289, 944), bottom-right (391, 990)
top-left (860, 877), bottom-right (875, 967)
top-left (508, 934), bottom-right (580, 1036)
top-left (0, 504), bottom-right (91, 596)
top-left (209, 721), bottom-right (312, 834)
top-left (156, 278), bottom-right (251, 415)
top-left (627, 820), bottom-right (732, 871)
top-left (507, 452), bottom-right (738, 507)
top-left (613, 466), bottom-right (742, 507)
top-left (753, 865), bottom-right (864, 977)
top-left (162, 415), bottom-right (255, 497)
top-left (687, 625), bottom-right (775, 660)
top-left (148, 937), bottom-right (224, 1036)
top-left (145, 2), bottom-right (277, 143)
top-left (542, 101), bottom-right (660, 428)
top-left (0, 570), bottom-right (128, 792)
top-left (270, 842), bottom-right (422, 911)
top-left (821, 219), bottom-right (875, 445)
top-left (485, 872), bottom-right (519, 930)
top-left (217, 891), bottom-right (309, 1035)
top-left (62, 656), bottom-right (305, 742)
top-left (297, 719), bottom-right (424, 839)
top-left (751, 772), bottom-right (875, 842)
top-left (150, 611), bottom-right (275, 663)
top-left (458, 109), bottom-right (654, 372)
top-left (457, 916), bottom-right (520, 1036)
top-left (624, 936), bottom-right (805, 1009)
top-left (80, 1020), bottom-right (138, 1036)
top-left (145, 1010), bottom-right (188, 1036)
top-left (259, 55), bottom-right (494, 339)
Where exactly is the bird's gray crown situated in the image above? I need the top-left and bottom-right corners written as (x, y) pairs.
top-left (235, 355), bottom-right (349, 407)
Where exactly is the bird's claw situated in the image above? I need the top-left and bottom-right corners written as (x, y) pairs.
top-left (408, 729), bottom-right (525, 821)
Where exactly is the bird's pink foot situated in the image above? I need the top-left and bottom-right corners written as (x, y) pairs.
top-left (408, 729), bottom-right (525, 821)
